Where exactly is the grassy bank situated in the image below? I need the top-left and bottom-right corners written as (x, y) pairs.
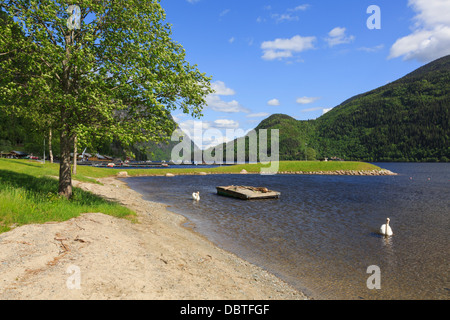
top-left (0, 159), bottom-right (384, 180)
top-left (110, 160), bottom-right (383, 176)
top-left (0, 159), bottom-right (135, 234)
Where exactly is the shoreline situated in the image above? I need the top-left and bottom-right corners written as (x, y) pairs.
top-left (0, 176), bottom-right (308, 300)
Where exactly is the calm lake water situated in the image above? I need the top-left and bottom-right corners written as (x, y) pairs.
top-left (125, 163), bottom-right (449, 300)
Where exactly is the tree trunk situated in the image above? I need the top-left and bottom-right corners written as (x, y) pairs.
top-left (49, 128), bottom-right (53, 163)
top-left (73, 134), bottom-right (77, 175)
top-left (59, 30), bottom-right (74, 199)
top-left (58, 129), bottom-right (72, 199)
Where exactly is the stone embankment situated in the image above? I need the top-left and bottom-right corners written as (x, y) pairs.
top-left (120, 169), bottom-right (397, 177)
top-left (277, 169), bottom-right (397, 176)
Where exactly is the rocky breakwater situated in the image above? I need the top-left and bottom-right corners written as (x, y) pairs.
top-left (116, 169), bottom-right (397, 177)
top-left (280, 169), bottom-right (397, 176)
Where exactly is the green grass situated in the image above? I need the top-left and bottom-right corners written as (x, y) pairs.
top-left (0, 159), bottom-right (135, 234)
top-left (112, 160), bottom-right (382, 176)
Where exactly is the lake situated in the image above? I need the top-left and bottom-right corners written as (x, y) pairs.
top-left (125, 163), bottom-right (449, 300)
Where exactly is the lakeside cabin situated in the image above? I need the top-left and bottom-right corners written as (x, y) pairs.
top-left (0, 150), bottom-right (29, 159)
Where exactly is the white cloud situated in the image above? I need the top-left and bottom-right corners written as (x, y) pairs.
top-left (206, 81), bottom-right (249, 113)
top-left (229, 37), bottom-right (235, 44)
top-left (262, 35), bottom-right (314, 51)
top-left (271, 13), bottom-right (299, 23)
top-left (179, 119), bottom-right (211, 132)
top-left (325, 27), bottom-right (355, 47)
top-left (262, 50), bottom-right (293, 60)
top-left (389, 27), bottom-right (450, 61)
top-left (289, 5), bottom-right (310, 12)
top-left (177, 119), bottom-right (211, 145)
top-left (177, 119), bottom-right (244, 150)
top-left (261, 35), bottom-right (316, 61)
top-left (409, 0), bottom-right (450, 27)
top-left (211, 81), bottom-right (235, 96)
top-left (171, 112), bottom-right (188, 123)
top-left (389, 0), bottom-right (450, 62)
top-left (296, 96), bottom-right (320, 105)
top-left (267, 99), bottom-right (280, 106)
top-left (246, 112), bottom-right (270, 118)
top-left (186, 0), bottom-right (200, 3)
top-left (205, 95), bottom-right (250, 113)
top-left (358, 44), bottom-right (385, 52)
top-left (220, 9), bottom-right (230, 17)
top-left (271, 4), bottom-right (310, 23)
top-left (322, 108), bottom-right (333, 114)
top-left (213, 119), bottom-right (240, 129)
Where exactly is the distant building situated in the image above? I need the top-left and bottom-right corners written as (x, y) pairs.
top-left (0, 150), bottom-right (28, 159)
top-left (70, 152), bottom-right (113, 162)
top-left (89, 153), bottom-right (114, 161)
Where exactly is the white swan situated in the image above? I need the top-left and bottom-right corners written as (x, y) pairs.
top-left (380, 218), bottom-right (393, 236)
top-left (192, 191), bottom-right (200, 201)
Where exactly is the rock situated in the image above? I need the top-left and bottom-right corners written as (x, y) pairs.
top-left (165, 173), bottom-right (175, 177)
top-left (198, 172), bottom-right (207, 176)
top-left (117, 171), bottom-right (128, 178)
top-left (240, 169), bottom-right (248, 174)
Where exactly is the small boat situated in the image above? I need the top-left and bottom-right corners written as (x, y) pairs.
top-left (216, 185), bottom-right (280, 200)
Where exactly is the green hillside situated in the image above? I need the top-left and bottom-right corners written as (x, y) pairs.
top-left (255, 114), bottom-right (317, 160)
top-left (315, 54), bottom-right (450, 162)
top-left (229, 54), bottom-right (449, 162)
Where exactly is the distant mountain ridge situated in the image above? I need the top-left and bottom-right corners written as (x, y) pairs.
top-left (219, 54), bottom-right (450, 162)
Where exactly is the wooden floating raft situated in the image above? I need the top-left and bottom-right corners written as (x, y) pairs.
top-left (216, 185), bottom-right (281, 200)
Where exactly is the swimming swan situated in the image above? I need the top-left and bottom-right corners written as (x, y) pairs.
top-left (380, 218), bottom-right (393, 236)
top-left (192, 191), bottom-right (200, 201)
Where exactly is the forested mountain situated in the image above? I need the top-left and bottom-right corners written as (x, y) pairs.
top-left (314, 54), bottom-right (450, 162)
top-left (224, 54), bottom-right (449, 162)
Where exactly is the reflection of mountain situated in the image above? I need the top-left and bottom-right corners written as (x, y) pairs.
top-left (210, 54), bottom-right (450, 162)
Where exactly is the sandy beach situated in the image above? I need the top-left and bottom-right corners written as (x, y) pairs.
top-left (0, 176), bottom-right (307, 300)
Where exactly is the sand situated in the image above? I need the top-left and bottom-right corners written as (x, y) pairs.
top-left (0, 176), bottom-right (307, 300)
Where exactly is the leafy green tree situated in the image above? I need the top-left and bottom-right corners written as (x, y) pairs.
top-left (0, 1), bottom-right (212, 198)
top-left (306, 147), bottom-right (316, 161)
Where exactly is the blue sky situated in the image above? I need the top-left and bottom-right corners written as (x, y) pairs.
top-left (162, 0), bottom-right (450, 148)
